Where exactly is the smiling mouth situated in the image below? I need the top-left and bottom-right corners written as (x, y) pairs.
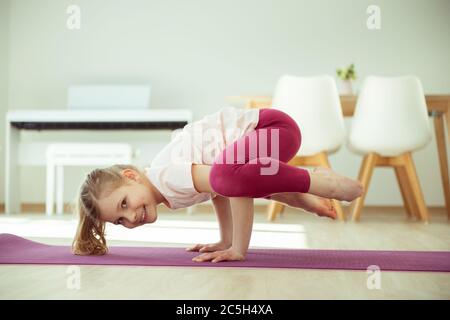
top-left (140, 206), bottom-right (147, 223)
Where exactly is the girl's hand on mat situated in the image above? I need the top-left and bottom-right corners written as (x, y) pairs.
top-left (192, 248), bottom-right (245, 263)
top-left (186, 241), bottom-right (231, 253)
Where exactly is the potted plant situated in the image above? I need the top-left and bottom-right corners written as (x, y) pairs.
top-left (336, 63), bottom-right (356, 95)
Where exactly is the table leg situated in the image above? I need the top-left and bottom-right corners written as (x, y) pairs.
top-left (447, 107), bottom-right (450, 143)
top-left (434, 113), bottom-right (450, 219)
top-left (46, 160), bottom-right (55, 216)
top-left (56, 165), bottom-right (64, 215)
top-left (5, 123), bottom-right (20, 214)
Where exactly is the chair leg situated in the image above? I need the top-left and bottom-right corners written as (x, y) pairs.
top-left (267, 201), bottom-right (285, 221)
top-left (317, 152), bottom-right (346, 221)
top-left (394, 165), bottom-right (419, 219)
top-left (403, 153), bottom-right (429, 222)
top-left (46, 161), bottom-right (55, 216)
top-left (56, 165), bottom-right (64, 215)
top-left (331, 199), bottom-right (346, 221)
top-left (351, 153), bottom-right (377, 221)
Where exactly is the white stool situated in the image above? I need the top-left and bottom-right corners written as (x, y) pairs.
top-left (46, 143), bottom-right (133, 216)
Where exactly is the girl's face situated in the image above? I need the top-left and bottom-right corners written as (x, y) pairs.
top-left (97, 179), bottom-right (158, 229)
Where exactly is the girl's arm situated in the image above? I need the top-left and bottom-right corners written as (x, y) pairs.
top-left (191, 164), bottom-right (214, 193)
top-left (229, 197), bottom-right (254, 256)
top-left (187, 164), bottom-right (233, 252)
top-left (192, 197), bottom-right (254, 263)
top-left (191, 163), bottom-right (236, 244)
top-left (186, 195), bottom-right (233, 252)
top-left (212, 195), bottom-right (233, 246)
top-left (191, 164), bottom-right (255, 262)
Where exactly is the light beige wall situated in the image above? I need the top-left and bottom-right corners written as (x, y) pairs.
top-left (0, 0), bottom-right (10, 205)
top-left (2, 0), bottom-right (450, 206)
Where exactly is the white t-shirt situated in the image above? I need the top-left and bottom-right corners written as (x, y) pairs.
top-left (145, 106), bottom-right (260, 209)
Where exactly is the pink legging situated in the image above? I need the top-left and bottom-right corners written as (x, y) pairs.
top-left (209, 108), bottom-right (311, 198)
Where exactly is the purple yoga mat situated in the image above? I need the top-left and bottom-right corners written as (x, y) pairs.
top-left (0, 233), bottom-right (449, 272)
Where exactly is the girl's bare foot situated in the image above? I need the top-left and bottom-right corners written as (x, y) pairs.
top-left (308, 167), bottom-right (363, 202)
top-left (269, 192), bottom-right (337, 219)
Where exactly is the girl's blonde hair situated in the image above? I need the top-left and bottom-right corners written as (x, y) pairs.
top-left (72, 164), bottom-right (142, 255)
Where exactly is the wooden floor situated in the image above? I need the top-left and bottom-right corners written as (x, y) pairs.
top-left (0, 206), bottom-right (449, 300)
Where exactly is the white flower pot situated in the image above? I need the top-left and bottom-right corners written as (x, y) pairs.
top-left (338, 80), bottom-right (353, 95)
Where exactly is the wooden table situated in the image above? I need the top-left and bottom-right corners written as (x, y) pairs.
top-left (228, 95), bottom-right (450, 218)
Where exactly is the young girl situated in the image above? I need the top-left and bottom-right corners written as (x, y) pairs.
top-left (73, 106), bottom-right (363, 263)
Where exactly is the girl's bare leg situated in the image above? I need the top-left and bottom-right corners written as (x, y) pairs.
top-left (307, 167), bottom-right (363, 202)
top-left (269, 192), bottom-right (337, 219)
top-left (268, 167), bottom-right (363, 219)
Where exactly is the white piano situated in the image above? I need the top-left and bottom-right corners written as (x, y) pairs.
top-left (5, 85), bottom-right (193, 214)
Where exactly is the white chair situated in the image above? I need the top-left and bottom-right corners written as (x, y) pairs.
top-left (348, 75), bottom-right (432, 221)
top-left (46, 143), bottom-right (133, 215)
top-left (267, 74), bottom-right (347, 221)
